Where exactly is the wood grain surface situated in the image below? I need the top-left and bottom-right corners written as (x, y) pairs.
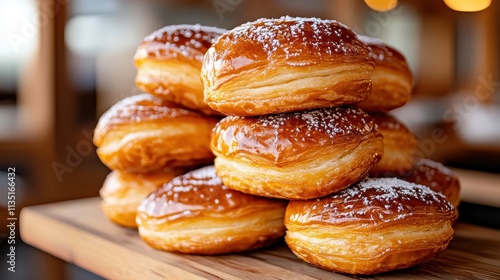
top-left (20, 197), bottom-right (500, 280)
top-left (453, 168), bottom-right (500, 208)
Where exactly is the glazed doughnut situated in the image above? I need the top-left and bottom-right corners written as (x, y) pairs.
top-left (369, 112), bottom-right (418, 177)
top-left (404, 158), bottom-right (461, 208)
top-left (94, 94), bottom-right (219, 172)
top-left (285, 177), bottom-right (457, 275)
top-left (211, 107), bottom-right (384, 199)
top-left (134, 24), bottom-right (226, 115)
top-left (136, 165), bottom-right (287, 255)
top-left (356, 35), bottom-right (413, 111)
top-left (100, 169), bottom-right (184, 228)
top-left (202, 16), bottom-right (374, 116)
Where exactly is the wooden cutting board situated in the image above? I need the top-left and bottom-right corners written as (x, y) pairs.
top-left (20, 197), bottom-right (500, 280)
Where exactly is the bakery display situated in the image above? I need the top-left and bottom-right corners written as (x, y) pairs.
top-left (202, 16), bottom-right (374, 116)
top-left (211, 107), bottom-right (384, 199)
top-left (356, 35), bottom-right (413, 112)
top-left (285, 177), bottom-right (457, 275)
top-left (94, 94), bottom-right (219, 172)
top-left (100, 169), bottom-right (184, 228)
top-left (404, 158), bottom-right (461, 208)
top-left (368, 112), bottom-right (418, 177)
top-left (134, 24), bottom-right (226, 115)
top-left (136, 165), bottom-right (288, 255)
top-left (93, 16), bottom-right (462, 276)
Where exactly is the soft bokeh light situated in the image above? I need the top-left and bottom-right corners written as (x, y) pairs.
top-left (0, 0), bottom-right (37, 91)
top-left (444, 0), bottom-right (491, 12)
top-left (364, 0), bottom-right (398, 12)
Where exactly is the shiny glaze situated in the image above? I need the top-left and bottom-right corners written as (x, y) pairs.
top-left (358, 35), bottom-right (411, 75)
top-left (99, 169), bottom-right (185, 197)
top-left (211, 107), bottom-right (379, 165)
top-left (134, 24), bottom-right (226, 65)
top-left (138, 166), bottom-right (287, 220)
top-left (404, 158), bottom-right (460, 206)
top-left (369, 111), bottom-right (410, 133)
top-left (94, 94), bottom-right (214, 146)
top-left (204, 16), bottom-right (372, 78)
top-left (286, 177), bottom-right (456, 227)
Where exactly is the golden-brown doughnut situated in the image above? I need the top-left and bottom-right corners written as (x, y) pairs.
top-left (202, 16), bottom-right (374, 116)
top-left (369, 112), bottom-right (418, 177)
top-left (285, 177), bottom-right (457, 275)
top-left (100, 169), bottom-right (185, 228)
top-left (94, 94), bottom-right (219, 172)
top-left (211, 107), bottom-right (384, 199)
top-left (134, 24), bottom-right (226, 115)
top-left (136, 165), bottom-right (287, 255)
top-left (404, 158), bottom-right (461, 208)
top-left (356, 35), bottom-right (413, 111)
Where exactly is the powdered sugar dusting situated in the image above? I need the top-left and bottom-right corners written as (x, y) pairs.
top-left (346, 177), bottom-right (451, 208)
top-left (103, 94), bottom-right (194, 122)
top-left (357, 35), bottom-right (407, 63)
top-left (302, 177), bottom-right (455, 226)
top-left (417, 158), bottom-right (455, 177)
top-left (94, 94), bottom-right (197, 142)
top-left (254, 107), bottom-right (376, 139)
top-left (405, 158), bottom-right (457, 191)
top-left (226, 16), bottom-right (364, 60)
top-left (379, 119), bottom-right (402, 130)
top-left (138, 24), bottom-right (226, 61)
top-left (139, 166), bottom-right (284, 219)
top-left (357, 35), bottom-right (388, 47)
top-left (169, 165), bottom-right (223, 192)
top-left (370, 112), bottom-right (408, 132)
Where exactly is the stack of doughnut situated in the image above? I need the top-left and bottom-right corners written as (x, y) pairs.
top-left (136, 165), bottom-right (288, 255)
top-left (353, 37), bottom-right (460, 209)
top-left (93, 25), bottom-right (225, 228)
top-left (93, 16), bottom-right (461, 275)
top-left (202, 16), bottom-right (459, 274)
top-left (94, 24), bottom-right (289, 255)
top-left (204, 16), bottom-right (385, 200)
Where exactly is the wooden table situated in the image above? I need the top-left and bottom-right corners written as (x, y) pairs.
top-left (20, 197), bottom-right (500, 279)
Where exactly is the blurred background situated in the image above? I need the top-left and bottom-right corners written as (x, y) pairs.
top-left (0, 0), bottom-right (499, 279)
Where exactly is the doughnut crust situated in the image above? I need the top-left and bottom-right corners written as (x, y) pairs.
top-left (202, 16), bottom-right (374, 116)
top-left (134, 24), bottom-right (226, 115)
top-left (356, 36), bottom-right (413, 111)
top-left (136, 166), bottom-right (287, 255)
top-left (211, 107), bottom-right (384, 199)
top-left (100, 169), bottom-right (184, 228)
top-left (369, 112), bottom-right (418, 177)
top-left (94, 94), bottom-right (219, 172)
top-left (404, 158), bottom-right (461, 208)
top-left (285, 177), bottom-right (457, 275)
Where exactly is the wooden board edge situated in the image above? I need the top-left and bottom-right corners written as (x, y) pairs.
top-left (453, 168), bottom-right (500, 208)
top-left (19, 207), bottom-right (211, 280)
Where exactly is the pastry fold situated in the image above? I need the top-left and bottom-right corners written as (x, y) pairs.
top-left (94, 94), bottom-right (219, 172)
top-left (202, 16), bottom-right (374, 116)
top-left (285, 177), bottom-right (457, 275)
top-left (211, 107), bottom-right (384, 199)
top-left (136, 166), bottom-right (287, 254)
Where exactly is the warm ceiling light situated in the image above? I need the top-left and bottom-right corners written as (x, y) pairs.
top-left (443, 0), bottom-right (491, 12)
top-left (364, 0), bottom-right (398, 12)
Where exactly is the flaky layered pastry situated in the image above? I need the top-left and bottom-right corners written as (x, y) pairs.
top-left (135, 24), bottom-right (226, 115)
top-left (94, 94), bottom-right (219, 172)
top-left (369, 112), bottom-right (418, 177)
top-left (202, 16), bottom-right (374, 116)
top-left (356, 35), bottom-right (413, 111)
top-left (100, 169), bottom-right (184, 228)
top-left (404, 158), bottom-right (461, 208)
top-left (136, 166), bottom-right (287, 255)
top-left (285, 177), bottom-right (457, 275)
top-left (211, 107), bottom-right (384, 199)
